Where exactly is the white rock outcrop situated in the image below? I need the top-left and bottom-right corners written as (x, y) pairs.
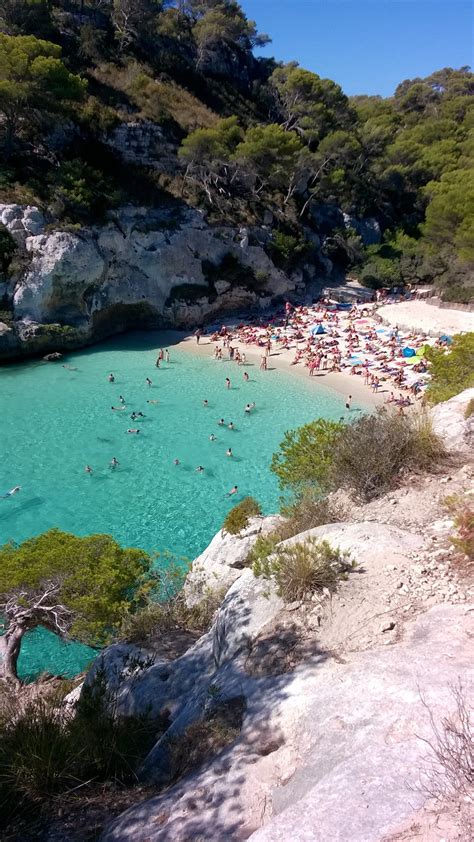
top-left (430, 387), bottom-right (474, 452)
top-left (0, 203), bottom-right (299, 358)
top-left (184, 514), bottom-right (284, 606)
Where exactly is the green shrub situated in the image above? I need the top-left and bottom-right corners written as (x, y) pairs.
top-left (440, 285), bottom-right (473, 305)
top-left (121, 587), bottom-right (226, 643)
top-left (247, 492), bottom-right (346, 568)
top-left (330, 409), bottom-right (443, 501)
top-left (270, 419), bottom-right (344, 493)
top-left (0, 673), bottom-right (165, 813)
top-left (223, 496), bottom-right (261, 534)
top-left (425, 333), bottom-right (474, 404)
top-left (464, 399), bottom-right (474, 419)
top-left (253, 537), bottom-right (352, 602)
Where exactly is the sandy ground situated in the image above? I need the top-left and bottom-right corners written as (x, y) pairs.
top-left (377, 300), bottom-right (474, 335)
top-left (159, 330), bottom-right (384, 408)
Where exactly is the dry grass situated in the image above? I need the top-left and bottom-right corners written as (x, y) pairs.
top-left (253, 537), bottom-right (353, 603)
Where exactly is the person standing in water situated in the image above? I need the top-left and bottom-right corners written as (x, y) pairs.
top-left (85, 465), bottom-right (93, 474)
top-left (203, 399), bottom-right (209, 407)
top-left (165, 349), bottom-right (170, 362)
top-left (243, 371), bottom-right (249, 382)
top-left (225, 377), bottom-right (231, 389)
top-left (226, 448), bottom-right (233, 457)
top-left (119, 395), bottom-right (126, 404)
top-left (345, 395), bottom-right (352, 411)
top-left (110, 457), bottom-right (119, 469)
top-left (173, 458), bottom-right (180, 465)
top-left (108, 373), bottom-right (115, 382)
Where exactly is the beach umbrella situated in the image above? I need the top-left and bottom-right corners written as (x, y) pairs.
top-left (311, 325), bottom-right (327, 335)
top-left (402, 347), bottom-right (416, 357)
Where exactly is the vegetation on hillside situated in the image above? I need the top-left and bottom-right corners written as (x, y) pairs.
top-left (0, 529), bottom-right (156, 681)
top-left (425, 333), bottom-right (474, 404)
top-left (271, 409), bottom-right (443, 502)
top-left (0, 2), bottom-right (472, 299)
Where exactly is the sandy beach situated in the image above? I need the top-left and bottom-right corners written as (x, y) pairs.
top-left (377, 300), bottom-right (474, 335)
top-left (174, 332), bottom-right (384, 408)
top-left (155, 298), bottom-right (473, 411)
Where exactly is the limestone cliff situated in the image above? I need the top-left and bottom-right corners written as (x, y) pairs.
top-left (0, 203), bottom-right (304, 360)
top-left (66, 391), bottom-right (473, 842)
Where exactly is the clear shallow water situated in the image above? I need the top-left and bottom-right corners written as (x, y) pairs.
top-left (1, 332), bottom-right (362, 680)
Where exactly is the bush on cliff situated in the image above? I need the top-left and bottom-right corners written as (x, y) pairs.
top-left (330, 410), bottom-right (442, 501)
top-left (0, 671), bottom-right (165, 818)
top-left (425, 333), bottom-right (474, 404)
top-left (271, 410), bottom-right (442, 504)
top-left (252, 537), bottom-right (352, 602)
top-left (270, 419), bottom-right (344, 494)
top-left (223, 496), bottom-right (261, 534)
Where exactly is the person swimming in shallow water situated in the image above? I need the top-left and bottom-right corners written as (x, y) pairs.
top-left (226, 485), bottom-right (238, 497)
top-left (228, 421), bottom-right (234, 430)
top-left (1, 485), bottom-right (21, 498)
top-left (85, 465), bottom-right (93, 474)
top-left (111, 405), bottom-right (126, 411)
top-left (195, 465), bottom-right (204, 472)
top-left (226, 448), bottom-right (233, 457)
top-left (127, 428), bottom-right (140, 434)
top-left (209, 433), bottom-right (216, 441)
top-left (108, 373), bottom-right (115, 382)
top-left (173, 458), bottom-right (180, 465)
top-left (218, 418), bottom-right (225, 426)
top-left (110, 457), bottom-right (119, 469)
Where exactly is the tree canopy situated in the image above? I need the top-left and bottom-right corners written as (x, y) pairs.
top-left (270, 418), bottom-right (344, 494)
top-left (0, 529), bottom-right (155, 681)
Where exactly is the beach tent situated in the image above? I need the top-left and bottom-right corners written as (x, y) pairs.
top-left (440, 335), bottom-right (453, 344)
top-left (402, 347), bottom-right (416, 357)
top-left (311, 325), bottom-right (327, 335)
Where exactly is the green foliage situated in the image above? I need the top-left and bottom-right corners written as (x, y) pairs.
top-left (0, 529), bottom-right (155, 646)
top-left (0, 670), bottom-right (165, 813)
top-left (51, 160), bottom-right (122, 223)
top-left (422, 168), bottom-right (474, 263)
top-left (330, 409), bottom-right (443, 500)
top-left (425, 334), bottom-right (474, 404)
top-left (234, 122), bottom-right (303, 193)
top-left (0, 33), bottom-right (86, 153)
top-left (179, 115), bottom-right (242, 164)
top-left (270, 418), bottom-right (343, 494)
top-left (223, 496), bottom-right (261, 535)
top-left (270, 62), bottom-right (352, 145)
top-left (252, 537), bottom-right (352, 602)
top-left (0, 225), bottom-right (16, 273)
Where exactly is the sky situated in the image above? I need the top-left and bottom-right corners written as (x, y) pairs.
top-left (242, 0), bottom-right (474, 97)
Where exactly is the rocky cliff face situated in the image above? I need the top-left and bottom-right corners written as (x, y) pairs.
top-left (0, 203), bottom-right (303, 360)
top-left (65, 391), bottom-right (473, 842)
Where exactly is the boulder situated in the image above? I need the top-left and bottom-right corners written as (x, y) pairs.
top-left (430, 387), bottom-right (474, 453)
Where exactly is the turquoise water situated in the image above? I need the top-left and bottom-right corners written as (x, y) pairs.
top-left (1, 332), bottom-right (360, 680)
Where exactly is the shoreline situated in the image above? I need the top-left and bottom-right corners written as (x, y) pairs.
top-left (156, 329), bottom-right (385, 409)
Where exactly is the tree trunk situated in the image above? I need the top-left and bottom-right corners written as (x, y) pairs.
top-left (0, 626), bottom-right (25, 683)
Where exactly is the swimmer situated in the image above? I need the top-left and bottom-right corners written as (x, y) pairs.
top-left (137, 411), bottom-right (145, 418)
top-left (243, 371), bottom-right (249, 382)
top-left (1, 485), bottom-right (21, 498)
top-left (195, 465), bottom-right (204, 472)
top-left (245, 404), bottom-right (251, 413)
top-left (111, 405), bottom-right (126, 411)
top-left (228, 421), bottom-right (234, 430)
top-left (147, 399), bottom-right (159, 405)
top-left (110, 457), bottom-right (119, 469)
top-left (226, 485), bottom-right (238, 497)
top-left (85, 465), bottom-right (93, 474)
top-left (203, 399), bottom-right (209, 407)
top-left (173, 458), bottom-right (180, 465)
top-left (108, 373), bottom-right (115, 382)
top-left (218, 418), bottom-right (225, 426)
top-left (146, 377), bottom-right (152, 386)
top-left (127, 429), bottom-right (140, 434)
top-left (209, 433), bottom-right (216, 441)
top-left (225, 377), bottom-right (231, 389)
top-left (62, 364), bottom-right (78, 371)
top-left (226, 448), bottom-right (233, 457)
top-left (130, 411), bottom-right (137, 421)
top-left (119, 395), bottom-right (126, 404)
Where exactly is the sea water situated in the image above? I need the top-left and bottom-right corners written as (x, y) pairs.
top-left (0, 332), bottom-right (361, 680)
